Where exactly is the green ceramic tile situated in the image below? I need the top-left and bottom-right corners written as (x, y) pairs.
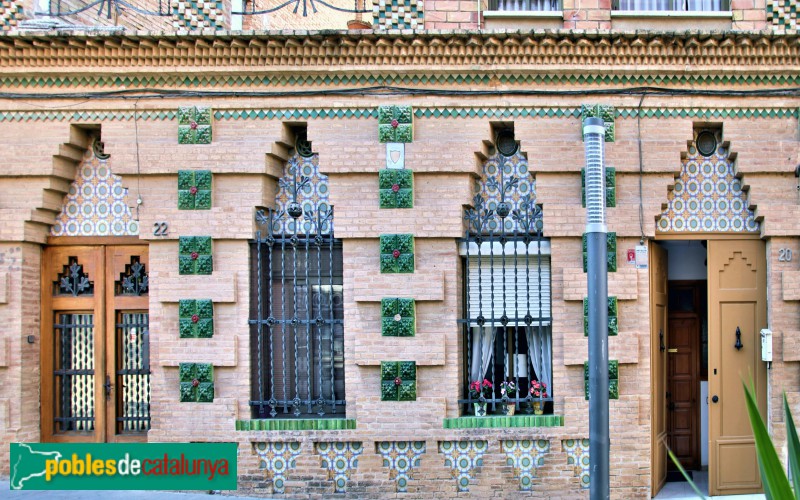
top-left (178, 106), bottom-right (213, 145)
top-left (234, 418), bottom-right (356, 431)
top-left (179, 299), bottom-right (214, 338)
top-left (582, 232), bottom-right (617, 273)
top-left (583, 360), bottom-right (619, 400)
top-left (379, 234), bottom-right (414, 273)
top-left (178, 362), bottom-right (214, 402)
top-left (378, 105), bottom-right (414, 143)
top-left (178, 170), bottom-right (212, 210)
top-left (583, 296), bottom-right (618, 337)
top-left (442, 415), bottom-right (564, 429)
top-left (179, 236), bottom-right (213, 275)
top-left (380, 361), bottom-right (417, 401)
top-left (378, 169), bottom-right (413, 209)
top-left (381, 298), bottom-right (415, 337)
top-left (581, 104), bottom-right (615, 142)
top-left (581, 167), bottom-right (616, 208)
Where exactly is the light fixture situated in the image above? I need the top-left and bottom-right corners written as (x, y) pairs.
top-left (495, 130), bottom-right (518, 156)
top-left (295, 132), bottom-right (314, 158)
top-left (696, 130), bottom-right (718, 157)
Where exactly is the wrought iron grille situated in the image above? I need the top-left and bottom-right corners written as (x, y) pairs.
top-left (459, 151), bottom-right (553, 416)
top-left (115, 312), bottom-right (151, 433)
top-left (54, 313), bottom-right (96, 432)
top-left (249, 153), bottom-right (345, 418)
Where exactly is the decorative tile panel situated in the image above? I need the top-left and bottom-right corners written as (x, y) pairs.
top-left (378, 169), bottom-right (413, 209)
top-left (582, 232), bottom-right (617, 273)
top-left (381, 298), bottom-right (415, 337)
top-left (583, 360), bottom-right (619, 400)
top-left (179, 362), bottom-right (214, 402)
top-left (381, 361), bottom-right (416, 401)
top-left (657, 140), bottom-right (759, 233)
top-left (172, 0), bottom-right (225, 31)
top-left (501, 440), bottom-right (549, 491)
top-left (769, 0), bottom-right (799, 34)
top-left (378, 105), bottom-right (413, 143)
top-left (386, 143), bottom-right (405, 169)
top-left (373, 0), bottom-right (424, 30)
top-left (50, 147), bottom-right (139, 237)
top-left (473, 150), bottom-right (541, 234)
top-left (379, 234), bottom-right (414, 273)
top-left (178, 236), bottom-right (213, 275)
top-left (562, 439), bottom-right (591, 489)
top-left (583, 296), bottom-right (618, 337)
top-left (581, 167), bottom-right (616, 208)
top-left (377, 441), bottom-right (426, 493)
top-left (316, 442), bottom-right (363, 493)
top-left (179, 299), bottom-right (214, 338)
top-left (272, 153), bottom-right (331, 235)
top-left (438, 440), bottom-right (487, 492)
top-left (178, 170), bottom-right (212, 210)
top-left (178, 106), bottom-right (212, 144)
top-left (580, 104), bottom-right (615, 142)
top-left (254, 442), bottom-right (302, 494)
top-left (1, 0), bottom-right (25, 31)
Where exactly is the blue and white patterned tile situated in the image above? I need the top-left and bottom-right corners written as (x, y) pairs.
top-left (439, 440), bottom-right (487, 492)
top-left (273, 153), bottom-right (331, 235)
top-left (473, 150), bottom-right (542, 234)
top-left (377, 441), bottom-right (425, 492)
top-left (562, 438), bottom-right (591, 489)
top-left (657, 141), bottom-right (758, 233)
top-left (51, 147), bottom-right (138, 237)
top-left (501, 439), bottom-right (549, 491)
top-left (254, 442), bottom-right (302, 494)
top-left (316, 442), bottom-right (362, 493)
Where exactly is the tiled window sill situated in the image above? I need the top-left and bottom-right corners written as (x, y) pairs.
top-left (235, 419), bottom-right (356, 431)
top-left (443, 414), bottom-right (564, 429)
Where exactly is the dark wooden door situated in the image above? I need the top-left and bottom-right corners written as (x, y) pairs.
top-left (667, 309), bottom-right (700, 470)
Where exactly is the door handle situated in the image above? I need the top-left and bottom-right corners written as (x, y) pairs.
top-left (712, 395), bottom-right (719, 403)
top-left (104, 375), bottom-right (113, 399)
top-left (668, 348), bottom-right (678, 353)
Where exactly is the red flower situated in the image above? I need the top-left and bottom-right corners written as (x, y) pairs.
top-left (392, 249), bottom-right (401, 258)
top-left (192, 379), bottom-right (199, 387)
top-left (189, 186), bottom-right (198, 195)
top-left (190, 252), bottom-right (199, 260)
top-left (391, 183), bottom-right (400, 193)
top-left (191, 314), bottom-right (199, 323)
top-left (190, 121), bottom-right (198, 130)
top-left (390, 119), bottom-right (399, 128)
top-left (394, 377), bottom-right (402, 386)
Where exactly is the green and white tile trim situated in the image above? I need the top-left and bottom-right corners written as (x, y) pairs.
top-left (0, 107), bottom-right (797, 123)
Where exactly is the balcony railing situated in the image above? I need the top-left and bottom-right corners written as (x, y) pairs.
top-left (488, 0), bottom-right (562, 11)
top-left (612, 0), bottom-right (729, 10)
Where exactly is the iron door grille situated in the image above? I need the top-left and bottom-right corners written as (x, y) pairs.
top-left (250, 209), bottom-right (345, 418)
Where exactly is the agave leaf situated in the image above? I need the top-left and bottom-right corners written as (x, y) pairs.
top-left (666, 446), bottom-right (705, 499)
top-left (743, 380), bottom-right (794, 499)
top-left (784, 393), bottom-right (800, 498)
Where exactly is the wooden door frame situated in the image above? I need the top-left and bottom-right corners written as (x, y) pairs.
top-left (649, 242), bottom-right (669, 496)
top-left (41, 239), bottom-right (148, 443)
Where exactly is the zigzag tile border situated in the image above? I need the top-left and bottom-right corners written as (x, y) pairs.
top-left (3, 73), bottom-right (800, 90)
top-left (0, 107), bottom-right (797, 123)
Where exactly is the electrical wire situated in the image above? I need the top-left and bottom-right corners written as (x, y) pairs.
top-left (133, 99), bottom-right (143, 219)
top-left (1, 85), bottom-right (800, 101)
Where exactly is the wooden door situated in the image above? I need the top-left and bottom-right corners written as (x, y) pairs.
top-left (667, 302), bottom-right (700, 470)
top-left (708, 239), bottom-right (767, 496)
top-left (650, 243), bottom-right (668, 496)
top-left (41, 245), bottom-right (150, 443)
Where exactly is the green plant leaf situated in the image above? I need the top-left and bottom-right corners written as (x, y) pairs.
top-left (666, 446), bottom-right (705, 499)
top-left (743, 380), bottom-right (794, 499)
top-left (784, 393), bottom-right (800, 498)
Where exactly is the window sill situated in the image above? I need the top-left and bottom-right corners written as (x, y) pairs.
top-left (611, 10), bottom-right (732, 30)
top-left (483, 10), bottom-right (563, 30)
top-left (235, 418), bottom-right (356, 431)
top-left (443, 414), bottom-right (564, 429)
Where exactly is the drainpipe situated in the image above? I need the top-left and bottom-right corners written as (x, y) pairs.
top-left (584, 116), bottom-right (609, 500)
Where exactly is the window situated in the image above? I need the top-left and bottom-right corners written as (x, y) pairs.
top-left (613, 0), bottom-right (728, 11)
top-left (249, 150), bottom-right (345, 418)
top-left (488, 0), bottom-right (561, 11)
top-left (460, 145), bottom-right (553, 415)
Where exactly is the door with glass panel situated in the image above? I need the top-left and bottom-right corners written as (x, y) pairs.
top-left (41, 245), bottom-right (150, 443)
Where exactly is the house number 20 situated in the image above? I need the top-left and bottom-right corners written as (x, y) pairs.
top-left (153, 222), bottom-right (169, 237)
top-left (778, 248), bottom-right (793, 262)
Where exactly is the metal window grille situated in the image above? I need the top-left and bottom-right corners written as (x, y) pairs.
top-left (459, 151), bottom-right (552, 415)
top-left (249, 153), bottom-right (345, 418)
top-left (115, 312), bottom-right (151, 433)
top-left (54, 313), bottom-right (96, 432)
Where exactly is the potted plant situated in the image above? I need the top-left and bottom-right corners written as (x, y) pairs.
top-left (530, 380), bottom-right (548, 415)
top-left (469, 379), bottom-right (493, 416)
top-left (500, 380), bottom-right (518, 416)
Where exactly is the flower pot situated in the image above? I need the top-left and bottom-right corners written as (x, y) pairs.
top-left (347, 19), bottom-right (372, 30)
top-left (506, 403), bottom-right (516, 416)
top-left (473, 402), bottom-right (487, 417)
top-left (533, 401), bottom-right (543, 415)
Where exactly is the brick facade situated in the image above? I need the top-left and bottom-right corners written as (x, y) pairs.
top-left (0, 25), bottom-right (798, 499)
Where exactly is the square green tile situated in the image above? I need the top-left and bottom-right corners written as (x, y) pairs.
top-left (581, 167), bottom-right (616, 208)
top-left (583, 360), bottom-right (619, 400)
top-left (378, 105), bottom-right (414, 143)
top-left (178, 362), bottom-right (214, 402)
top-left (581, 104), bottom-right (615, 143)
top-left (380, 361), bottom-right (416, 401)
top-left (381, 298), bottom-right (415, 337)
top-left (378, 169), bottom-right (413, 209)
top-left (178, 170), bottom-right (212, 210)
top-left (179, 299), bottom-right (214, 338)
top-left (582, 232), bottom-right (617, 273)
top-left (379, 234), bottom-right (414, 273)
top-left (583, 296), bottom-right (618, 337)
top-left (179, 236), bottom-right (213, 275)
top-left (178, 106), bottom-right (213, 145)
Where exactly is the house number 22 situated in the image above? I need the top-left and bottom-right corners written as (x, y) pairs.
top-left (778, 248), bottom-right (793, 262)
top-left (153, 222), bottom-right (169, 237)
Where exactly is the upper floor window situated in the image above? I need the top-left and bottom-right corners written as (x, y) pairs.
top-left (613, 0), bottom-right (729, 11)
top-left (489, 0), bottom-right (561, 11)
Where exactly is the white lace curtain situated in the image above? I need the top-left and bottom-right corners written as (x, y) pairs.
top-left (469, 326), bottom-right (552, 392)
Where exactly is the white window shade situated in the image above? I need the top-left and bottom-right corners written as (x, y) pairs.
top-left (466, 254), bottom-right (551, 327)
